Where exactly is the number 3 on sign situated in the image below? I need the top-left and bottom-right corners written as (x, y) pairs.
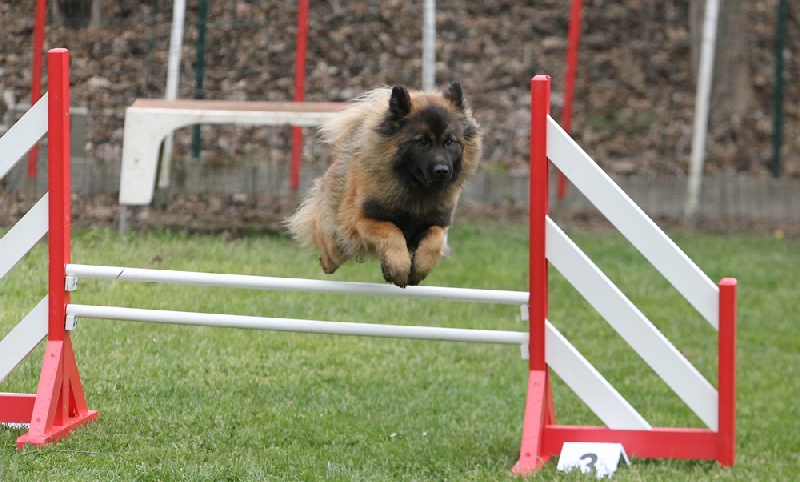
top-left (580, 452), bottom-right (599, 470)
top-left (556, 442), bottom-right (630, 478)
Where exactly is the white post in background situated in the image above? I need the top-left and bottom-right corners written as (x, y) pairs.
top-left (422, 0), bottom-right (436, 91)
top-left (684, 0), bottom-right (719, 223)
top-left (159, 0), bottom-right (186, 189)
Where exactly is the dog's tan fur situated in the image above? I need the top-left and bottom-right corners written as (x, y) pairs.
top-left (285, 84), bottom-right (482, 287)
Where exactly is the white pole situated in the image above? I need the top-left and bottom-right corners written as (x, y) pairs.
top-left (159, 0), bottom-right (186, 189)
top-left (422, 0), bottom-right (442, 240)
top-left (422, 0), bottom-right (436, 91)
top-left (684, 0), bottom-right (720, 222)
top-left (67, 304), bottom-right (529, 345)
top-left (65, 264), bottom-right (529, 305)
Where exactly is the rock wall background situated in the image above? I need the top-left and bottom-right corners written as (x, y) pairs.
top-left (2, 1), bottom-right (797, 176)
top-left (0, 1), bottom-right (798, 234)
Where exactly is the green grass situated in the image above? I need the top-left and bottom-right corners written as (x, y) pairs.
top-left (1, 222), bottom-right (798, 480)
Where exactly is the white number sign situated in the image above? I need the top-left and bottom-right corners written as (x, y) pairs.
top-left (556, 442), bottom-right (630, 478)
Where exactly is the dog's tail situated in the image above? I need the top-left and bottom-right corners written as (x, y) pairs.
top-left (318, 87), bottom-right (391, 147)
top-left (283, 179), bottom-right (322, 247)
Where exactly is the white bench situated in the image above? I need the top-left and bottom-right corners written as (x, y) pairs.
top-left (118, 99), bottom-right (346, 232)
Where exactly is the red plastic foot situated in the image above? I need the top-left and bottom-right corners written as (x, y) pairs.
top-left (15, 338), bottom-right (98, 449)
top-left (511, 370), bottom-right (552, 476)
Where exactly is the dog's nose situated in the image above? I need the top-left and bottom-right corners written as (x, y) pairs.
top-left (432, 164), bottom-right (451, 179)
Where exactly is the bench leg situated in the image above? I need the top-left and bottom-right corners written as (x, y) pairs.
top-left (119, 111), bottom-right (170, 206)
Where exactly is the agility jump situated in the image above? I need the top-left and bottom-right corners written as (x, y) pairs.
top-left (0, 49), bottom-right (736, 474)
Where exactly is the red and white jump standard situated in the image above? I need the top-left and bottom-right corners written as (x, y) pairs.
top-left (0, 49), bottom-right (98, 448)
top-left (0, 51), bottom-right (735, 473)
top-left (511, 75), bottom-right (736, 474)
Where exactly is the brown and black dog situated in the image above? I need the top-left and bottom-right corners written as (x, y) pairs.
top-left (285, 83), bottom-right (482, 287)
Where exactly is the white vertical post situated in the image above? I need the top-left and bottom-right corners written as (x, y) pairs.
top-left (159, 0), bottom-right (186, 189)
top-left (685, 0), bottom-right (719, 222)
top-left (422, 0), bottom-right (436, 91)
top-left (423, 0), bottom-right (441, 242)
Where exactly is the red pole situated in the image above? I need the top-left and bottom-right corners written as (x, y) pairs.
top-left (529, 75), bottom-right (550, 371)
top-left (28, 0), bottom-right (47, 180)
top-left (717, 278), bottom-right (737, 466)
top-left (17, 48), bottom-right (99, 450)
top-left (290, 0), bottom-right (309, 192)
top-left (557, 0), bottom-right (582, 200)
top-left (47, 48), bottom-right (72, 343)
top-left (511, 75), bottom-right (553, 476)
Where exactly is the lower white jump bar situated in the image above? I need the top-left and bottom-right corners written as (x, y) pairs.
top-left (67, 304), bottom-right (529, 345)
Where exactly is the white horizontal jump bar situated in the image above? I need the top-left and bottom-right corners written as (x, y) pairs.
top-left (64, 304), bottom-right (652, 428)
top-left (65, 264), bottom-right (529, 305)
top-left (66, 304), bottom-right (530, 345)
top-left (126, 106), bottom-right (339, 127)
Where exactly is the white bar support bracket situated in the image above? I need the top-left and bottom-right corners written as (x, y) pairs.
top-left (65, 314), bottom-right (78, 331)
top-left (65, 276), bottom-right (78, 291)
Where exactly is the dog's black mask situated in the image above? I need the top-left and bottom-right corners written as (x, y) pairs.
top-left (381, 85), bottom-right (467, 190)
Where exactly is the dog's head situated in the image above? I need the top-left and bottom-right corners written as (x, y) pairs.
top-left (377, 83), bottom-right (481, 191)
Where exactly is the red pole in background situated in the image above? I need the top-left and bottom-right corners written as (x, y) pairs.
top-left (556, 0), bottom-right (582, 200)
top-left (27, 0), bottom-right (47, 183)
top-left (290, 0), bottom-right (309, 195)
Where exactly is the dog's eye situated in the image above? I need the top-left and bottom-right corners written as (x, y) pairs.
top-left (444, 139), bottom-right (458, 147)
top-left (418, 138), bottom-right (431, 147)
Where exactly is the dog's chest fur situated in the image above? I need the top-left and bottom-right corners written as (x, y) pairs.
top-left (362, 198), bottom-right (453, 250)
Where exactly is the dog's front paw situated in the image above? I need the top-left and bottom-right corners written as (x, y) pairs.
top-left (408, 251), bottom-right (440, 286)
top-left (407, 230), bottom-right (445, 286)
top-left (407, 267), bottom-right (430, 287)
top-left (380, 251), bottom-right (412, 288)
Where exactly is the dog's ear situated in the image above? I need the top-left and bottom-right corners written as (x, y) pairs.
top-left (443, 83), bottom-right (466, 112)
top-left (389, 86), bottom-right (412, 119)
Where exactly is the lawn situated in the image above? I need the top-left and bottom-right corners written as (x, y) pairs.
top-left (1, 221), bottom-right (798, 481)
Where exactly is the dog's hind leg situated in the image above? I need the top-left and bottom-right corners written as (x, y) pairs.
top-left (312, 217), bottom-right (343, 274)
top-left (319, 247), bottom-right (341, 274)
top-left (409, 226), bottom-right (447, 286)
